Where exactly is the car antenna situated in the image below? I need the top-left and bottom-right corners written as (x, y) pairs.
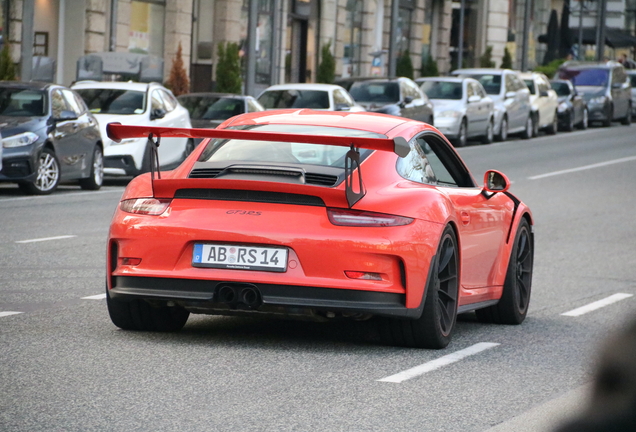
top-left (344, 144), bottom-right (365, 207)
top-left (147, 133), bottom-right (161, 196)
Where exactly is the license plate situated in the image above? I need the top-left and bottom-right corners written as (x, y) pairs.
top-left (192, 243), bottom-right (288, 272)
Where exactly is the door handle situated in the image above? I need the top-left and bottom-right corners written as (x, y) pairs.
top-left (461, 211), bottom-right (470, 225)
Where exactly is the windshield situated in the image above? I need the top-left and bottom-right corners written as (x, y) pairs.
top-left (523, 80), bottom-right (536, 94)
top-left (551, 82), bottom-right (571, 96)
top-left (257, 90), bottom-right (330, 109)
top-left (0, 89), bottom-right (46, 116)
top-left (558, 68), bottom-right (609, 87)
top-left (199, 124), bottom-right (385, 168)
top-left (75, 89), bottom-right (146, 115)
top-left (349, 82), bottom-right (400, 103)
top-left (180, 96), bottom-right (244, 120)
top-left (460, 74), bottom-right (501, 95)
top-left (420, 81), bottom-right (463, 100)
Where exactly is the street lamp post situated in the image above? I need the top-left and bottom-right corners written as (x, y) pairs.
top-left (578, 0), bottom-right (584, 60)
top-left (520, 0), bottom-right (533, 71)
top-left (595, 0), bottom-right (608, 61)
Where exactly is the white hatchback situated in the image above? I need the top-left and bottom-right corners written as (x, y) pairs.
top-left (72, 81), bottom-right (192, 176)
top-left (519, 72), bottom-right (559, 136)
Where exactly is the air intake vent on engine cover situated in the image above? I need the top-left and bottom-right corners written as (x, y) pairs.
top-left (189, 167), bottom-right (339, 187)
top-left (174, 189), bottom-right (326, 206)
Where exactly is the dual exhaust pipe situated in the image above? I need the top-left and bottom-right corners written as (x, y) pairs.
top-left (217, 284), bottom-right (262, 309)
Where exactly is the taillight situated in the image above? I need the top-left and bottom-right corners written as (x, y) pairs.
top-left (327, 208), bottom-right (413, 227)
top-left (120, 198), bottom-right (171, 215)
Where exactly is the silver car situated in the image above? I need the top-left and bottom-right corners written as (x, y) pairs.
top-left (451, 68), bottom-right (533, 141)
top-left (418, 77), bottom-right (494, 147)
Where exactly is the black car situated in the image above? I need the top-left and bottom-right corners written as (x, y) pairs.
top-left (177, 93), bottom-right (264, 129)
top-left (346, 77), bottom-right (435, 124)
top-left (550, 79), bottom-right (588, 131)
top-left (0, 82), bottom-right (103, 195)
top-left (557, 61), bottom-right (631, 127)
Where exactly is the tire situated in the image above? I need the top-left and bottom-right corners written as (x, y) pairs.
top-left (602, 106), bottom-right (613, 127)
top-left (19, 147), bottom-right (60, 195)
top-left (546, 111), bottom-right (558, 135)
top-left (521, 115), bottom-right (533, 139)
top-left (578, 108), bottom-right (588, 130)
top-left (454, 119), bottom-right (467, 147)
top-left (106, 284), bottom-right (190, 332)
top-left (481, 118), bottom-right (494, 144)
top-left (495, 116), bottom-right (508, 142)
top-left (381, 226), bottom-right (459, 349)
top-left (476, 219), bottom-right (533, 325)
top-left (562, 111), bottom-right (574, 132)
top-left (532, 113), bottom-right (540, 137)
top-left (621, 104), bottom-right (632, 125)
top-left (183, 138), bottom-right (196, 158)
top-left (79, 145), bottom-right (104, 190)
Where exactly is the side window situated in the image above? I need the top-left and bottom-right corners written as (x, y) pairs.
top-left (505, 74), bottom-right (515, 93)
top-left (396, 138), bottom-right (437, 185)
top-left (416, 137), bottom-right (457, 186)
top-left (73, 92), bottom-right (90, 113)
top-left (247, 99), bottom-right (262, 112)
top-left (476, 83), bottom-right (487, 98)
top-left (405, 81), bottom-right (422, 100)
top-left (50, 90), bottom-right (68, 118)
top-left (151, 90), bottom-right (166, 112)
top-left (61, 89), bottom-right (83, 116)
top-left (160, 89), bottom-right (177, 111)
top-left (466, 83), bottom-right (475, 98)
top-left (333, 89), bottom-right (352, 106)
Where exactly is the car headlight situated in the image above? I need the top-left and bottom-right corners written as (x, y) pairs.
top-left (589, 96), bottom-right (606, 105)
top-left (436, 110), bottom-right (461, 118)
top-left (558, 102), bottom-right (569, 113)
top-left (2, 131), bottom-right (39, 148)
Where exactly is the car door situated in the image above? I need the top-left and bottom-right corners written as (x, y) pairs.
top-left (464, 82), bottom-right (480, 136)
top-left (49, 89), bottom-right (83, 179)
top-left (61, 89), bottom-right (100, 177)
top-left (151, 89), bottom-right (185, 167)
top-left (503, 73), bottom-right (523, 130)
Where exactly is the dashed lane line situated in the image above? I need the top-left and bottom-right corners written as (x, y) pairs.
top-left (528, 155), bottom-right (636, 180)
top-left (561, 293), bottom-right (634, 317)
top-left (377, 342), bottom-right (500, 383)
top-left (0, 311), bottom-right (24, 318)
top-left (15, 235), bottom-right (77, 244)
top-left (82, 294), bottom-right (106, 300)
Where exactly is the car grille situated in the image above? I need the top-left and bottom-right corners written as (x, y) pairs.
top-left (174, 189), bottom-right (326, 206)
top-left (189, 167), bottom-right (338, 187)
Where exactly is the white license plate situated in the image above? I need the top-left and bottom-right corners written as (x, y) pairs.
top-left (192, 244), bottom-right (288, 272)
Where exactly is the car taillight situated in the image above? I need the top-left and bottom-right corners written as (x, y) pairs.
top-left (120, 198), bottom-right (171, 215)
top-left (327, 208), bottom-right (414, 227)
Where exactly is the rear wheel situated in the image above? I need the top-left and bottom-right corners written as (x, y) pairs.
top-left (19, 148), bottom-right (60, 195)
top-left (106, 284), bottom-right (190, 332)
top-left (481, 119), bottom-right (494, 144)
top-left (79, 145), bottom-right (104, 190)
top-left (381, 226), bottom-right (459, 349)
top-left (495, 117), bottom-right (508, 142)
top-left (602, 105), bottom-right (613, 127)
top-left (563, 111), bottom-right (574, 132)
top-left (521, 116), bottom-right (533, 139)
top-left (454, 119), bottom-right (467, 147)
top-left (621, 104), bottom-right (632, 125)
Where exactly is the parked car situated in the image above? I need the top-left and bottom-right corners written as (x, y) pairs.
top-left (72, 81), bottom-right (193, 177)
top-left (347, 77), bottom-right (434, 124)
top-left (257, 83), bottom-right (365, 112)
top-left (626, 70), bottom-right (636, 119)
top-left (519, 72), bottom-right (559, 136)
top-left (105, 110), bottom-right (534, 349)
top-left (333, 76), bottom-right (375, 92)
top-left (550, 79), bottom-right (588, 131)
top-left (417, 77), bottom-right (495, 146)
top-left (451, 68), bottom-right (533, 141)
top-left (177, 93), bottom-right (264, 129)
top-left (0, 82), bottom-right (103, 194)
top-left (557, 61), bottom-right (632, 127)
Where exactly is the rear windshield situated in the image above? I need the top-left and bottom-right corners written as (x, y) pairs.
top-left (179, 96), bottom-right (244, 120)
top-left (75, 89), bottom-right (146, 115)
top-left (349, 82), bottom-right (400, 103)
top-left (0, 89), bottom-right (46, 116)
top-left (198, 124), bottom-right (386, 168)
top-left (460, 74), bottom-right (501, 95)
top-left (257, 90), bottom-right (330, 109)
top-left (420, 81), bottom-right (463, 100)
top-left (558, 68), bottom-right (609, 87)
top-left (551, 81), bottom-right (571, 96)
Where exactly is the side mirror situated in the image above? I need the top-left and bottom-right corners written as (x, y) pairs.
top-left (467, 95), bottom-right (481, 103)
top-left (151, 108), bottom-right (166, 120)
top-left (484, 170), bottom-right (510, 193)
top-left (54, 110), bottom-right (78, 122)
top-left (403, 96), bottom-right (414, 105)
top-left (505, 91), bottom-right (516, 99)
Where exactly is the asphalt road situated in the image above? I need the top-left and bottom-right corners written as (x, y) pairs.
top-left (1, 124), bottom-right (635, 432)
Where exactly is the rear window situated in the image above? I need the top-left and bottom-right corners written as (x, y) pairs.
top-left (180, 96), bottom-right (244, 120)
top-left (0, 89), bottom-right (46, 116)
top-left (198, 124), bottom-right (386, 168)
top-left (257, 90), bottom-right (330, 109)
top-left (75, 89), bottom-right (146, 115)
top-left (558, 68), bottom-right (609, 87)
top-left (349, 82), bottom-right (400, 103)
top-left (420, 81), bottom-right (463, 100)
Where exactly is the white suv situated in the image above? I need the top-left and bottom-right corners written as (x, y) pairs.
top-left (72, 81), bottom-right (192, 176)
top-left (519, 72), bottom-right (559, 136)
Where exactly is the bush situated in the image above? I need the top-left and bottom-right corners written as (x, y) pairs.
top-left (534, 58), bottom-right (566, 79)
top-left (165, 42), bottom-right (189, 96)
top-left (396, 49), bottom-right (414, 79)
top-left (420, 55), bottom-right (439, 77)
top-left (215, 42), bottom-right (242, 94)
top-left (500, 47), bottom-right (513, 69)
top-left (0, 44), bottom-right (17, 81)
top-left (479, 46), bottom-right (495, 68)
top-left (316, 41), bottom-right (335, 84)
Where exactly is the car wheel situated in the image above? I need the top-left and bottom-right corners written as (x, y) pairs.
top-left (578, 108), bottom-right (588, 130)
top-left (532, 113), bottom-right (540, 137)
top-left (481, 118), bottom-right (494, 144)
top-left (495, 116), bottom-right (508, 142)
top-left (602, 105), bottom-right (613, 127)
top-left (183, 138), bottom-right (196, 158)
top-left (79, 145), bottom-right (104, 190)
top-left (521, 116), bottom-right (533, 139)
top-left (19, 148), bottom-right (60, 195)
top-left (563, 111), bottom-right (574, 132)
top-left (106, 284), bottom-right (190, 332)
top-left (546, 111), bottom-right (558, 135)
top-left (454, 119), bottom-right (467, 147)
top-left (621, 105), bottom-right (632, 125)
top-left (381, 226), bottom-right (459, 349)
top-left (476, 219), bottom-right (533, 325)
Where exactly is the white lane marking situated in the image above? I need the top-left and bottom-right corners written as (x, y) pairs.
top-left (528, 155), bottom-right (636, 180)
top-left (0, 311), bottom-right (23, 318)
top-left (377, 342), bottom-right (500, 383)
top-left (0, 188), bottom-right (122, 203)
top-left (561, 293), bottom-right (633, 317)
top-left (82, 293), bottom-right (106, 300)
top-left (15, 235), bottom-right (77, 244)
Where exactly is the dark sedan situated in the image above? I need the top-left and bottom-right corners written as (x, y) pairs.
top-left (346, 77), bottom-right (434, 124)
top-left (177, 93), bottom-right (264, 129)
top-left (550, 79), bottom-right (588, 131)
top-left (0, 82), bottom-right (103, 194)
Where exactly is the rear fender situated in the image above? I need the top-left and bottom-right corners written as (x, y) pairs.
top-left (492, 203), bottom-right (533, 287)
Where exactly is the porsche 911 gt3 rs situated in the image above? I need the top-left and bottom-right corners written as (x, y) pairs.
top-left (105, 109), bottom-right (534, 349)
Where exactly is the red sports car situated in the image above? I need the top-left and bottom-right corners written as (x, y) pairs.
top-left (105, 110), bottom-right (533, 349)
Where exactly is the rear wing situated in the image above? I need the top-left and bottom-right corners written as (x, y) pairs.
top-left (106, 123), bottom-right (411, 207)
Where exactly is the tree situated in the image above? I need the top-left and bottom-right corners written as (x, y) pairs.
top-left (215, 42), bottom-right (242, 94)
top-left (479, 46), bottom-right (496, 68)
top-left (316, 41), bottom-right (335, 84)
top-left (396, 49), bottom-right (414, 79)
top-left (165, 42), bottom-right (189, 96)
top-left (500, 47), bottom-right (513, 69)
top-left (420, 55), bottom-right (439, 77)
top-left (0, 44), bottom-right (17, 81)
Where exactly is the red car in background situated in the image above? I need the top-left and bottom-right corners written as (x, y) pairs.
top-left (105, 110), bottom-right (534, 349)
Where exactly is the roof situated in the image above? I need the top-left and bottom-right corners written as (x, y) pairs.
top-left (451, 68), bottom-right (514, 75)
top-left (0, 81), bottom-right (54, 90)
top-left (416, 77), bottom-right (468, 84)
top-left (178, 92), bottom-right (247, 99)
top-left (260, 83), bottom-right (345, 92)
top-left (71, 81), bottom-right (153, 91)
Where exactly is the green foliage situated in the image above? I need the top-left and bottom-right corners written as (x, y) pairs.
top-left (396, 49), bottom-right (414, 79)
top-left (0, 44), bottom-right (17, 81)
top-left (215, 42), bottom-right (242, 94)
top-left (316, 41), bottom-right (335, 84)
top-left (500, 47), bottom-right (513, 69)
top-left (420, 55), bottom-right (439, 77)
top-left (479, 46), bottom-right (495, 68)
top-left (533, 58), bottom-right (566, 79)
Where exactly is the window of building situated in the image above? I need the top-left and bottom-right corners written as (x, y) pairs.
top-left (343, 0), bottom-right (363, 77)
top-left (128, 0), bottom-right (166, 58)
top-left (397, 2), bottom-right (413, 55)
